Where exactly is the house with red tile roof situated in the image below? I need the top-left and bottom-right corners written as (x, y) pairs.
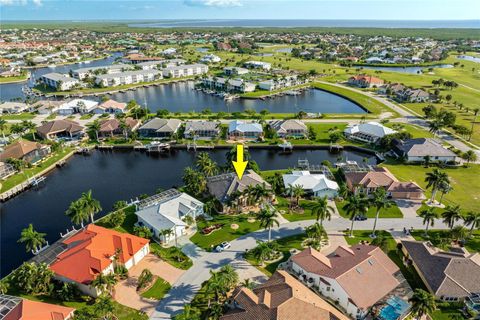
top-left (348, 75), bottom-right (384, 88)
top-left (0, 294), bottom-right (75, 320)
top-left (289, 245), bottom-right (403, 318)
top-left (49, 224), bottom-right (150, 297)
top-left (221, 270), bottom-right (349, 320)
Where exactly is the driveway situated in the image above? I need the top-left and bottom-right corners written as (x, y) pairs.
top-left (395, 199), bottom-right (423, 219)
top-left (114, 254), bottom-right (185, 316)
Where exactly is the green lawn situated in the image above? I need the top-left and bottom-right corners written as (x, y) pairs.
top-left (345, 230), bottom-right (427, 291)
top-left (410, 229), bottom-right (480, 253)
top-left (429, 302), bottom-right (464, 320)
top-left (1, 113), bottom-right (35, 120)
top-left (384, 122), bottom-right (435, 139)
top-left (246, 233), bottom-right (310, 276)
top-left (0, 74), bottom-right (28, 83)
top-left (140, 277), bottom-right (171, 300)
top-left (383, 162), bottom-right (480, 212)
top-left (150, 243), bottom-right (193, 270)
top-left (0, 148), bottom-right (74, 192)
top-left (190, 214), bottom-right (262, 251)
top-left (276, 197), bottom-right (320, 222)
top-left (335, 199), bottom-right (404, 218)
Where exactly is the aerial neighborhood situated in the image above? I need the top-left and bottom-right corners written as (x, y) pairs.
top-left (0, 9), bottom-right (479, 320)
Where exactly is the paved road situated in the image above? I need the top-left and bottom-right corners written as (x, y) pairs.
top-left (150, 215), bottom-right (452, 319)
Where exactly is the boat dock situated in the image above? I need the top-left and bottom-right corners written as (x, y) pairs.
top-left (0, 176), bottom-right (46, 202)
top-left (146, 142), bottom-right (171, 153)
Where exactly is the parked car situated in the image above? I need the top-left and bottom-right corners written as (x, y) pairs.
top-left (215, 241), bottom-right (231, 252)
top-left (354, 215), bottom-right (367, 221)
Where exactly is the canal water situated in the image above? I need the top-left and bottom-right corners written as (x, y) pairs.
top-left (0, 148), bottom-right (376, 276)
top-left (0, 53), bottom-right (367, 114)
top-left (360, 64), bottom-right (453, 74)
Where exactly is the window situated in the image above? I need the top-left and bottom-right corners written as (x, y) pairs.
top-left (356, 267), bottom-right (362, 274)
top-left (326, 287), bottom-right (331, 291)
top-left (368, 259), bottom-right (375, 265)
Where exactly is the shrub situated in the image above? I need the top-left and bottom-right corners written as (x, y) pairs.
top-left (137, 269), bottom-right (153, 290)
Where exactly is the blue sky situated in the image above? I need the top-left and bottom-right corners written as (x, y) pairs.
top-left (1, 0), bottom-right (479, 21)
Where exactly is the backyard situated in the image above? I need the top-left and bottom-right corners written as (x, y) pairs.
top-left (140, 277), bottom-right (171, 300)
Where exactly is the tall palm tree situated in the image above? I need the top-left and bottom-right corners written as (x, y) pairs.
top-left (196, 152), bottom-right (218, 177)
top-left (65, 200), bottom-right (88, 227)
top-left (343, 193), bottom-right (369, 237)
top-left (292, 184), bottom-right (304, 206)
top-left (409, 289), bottom-right (436, 318)
top-left (104, 273), bottom-right (118, 296)
top-left (306, 222), bottom-right (324, 248)
top-left (91, 273), bottom-right (108, 295)
top-left (419, 207), bottom-right (440, 236)
top-left (251, 240), bottom-right (274, 266)
top-left (88, 120), bottom-right (101, 141)
top-left (0, 279), bottom-right (9, 294)
top-left (80, 189), bottom-right (102, 223)
top-left (119, 118), bottom-right (129, 140)
top-left (258, 206), bottom-right (280, 242)
top-left (205, 271), bottom-right (224, 307)
top-left (438, 180), bottom-right (452, 205)
top-left (450, 225), bottom-right (468, 243)
top-left (425, 169), bottom-right (449, 204)
top-left (240, 278), bottom-right (255, 290)
top-left (469, 108), bottom-right (479, 141)
top-left (308, 196), bottom-right (334, 227)
top-left (442, 204), bottom-right (462, 230)
top-left (18, 224), bottom-right (47, 253)
top-left (464, 211), bottom-right (480, 237)
top-left (21, 120), bottom-right (37, 141)
top-left (0, 117), bottom-right (7, 141)
top-left (369, 188), bottom-right (394, 237)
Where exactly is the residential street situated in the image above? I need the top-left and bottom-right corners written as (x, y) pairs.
top-left (150, 215), bottom-right (452, 319)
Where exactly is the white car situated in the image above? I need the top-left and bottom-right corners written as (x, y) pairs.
top-left (215, 241), bottom-right (231, 252)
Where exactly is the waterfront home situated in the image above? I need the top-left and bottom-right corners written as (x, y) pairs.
top-left (343, 122), bottom-right (396, 143)
top-left (282, 171), bottom-right (339, 198)
top-left (124, 53), bottom-right (164, 64)
top-left (347, 75), bottom-right (384, 88)
top-left (202, 77), bottom-right (256, 93)
top-left (258, 75), bottom-right (305, 91)
top-left (162, 48), bottom-right (177, 56)
top-left (31, 100), bottom-right (63, 115)
top-left (98, 117), bottom-right (140, 138)
top-left (207, 170), bottom-right (274, 213)
top-left (36, 119), bottom-right (85, 140)
top-left (137, 59), bottom-right (186, 70)
top-left (401, 240), bottom-right (480, 301)
top-left (71, 63), bottom-right (134, 80)
top-left (135, 189), bottom-right (204, 244)
top-left (0, 294), bottom-right (75, 320)
top-left (223, 66), bottom-right (249, 76)
top-left (0, 101), bottom-right (28, 114)
top-left (393, 138), bottom-right (458, 163)
top-left (39, 72), bottom-right (80, 91)
top-left (221, 270), bottom-right (349, 320)
top-left (228, 120), bottom-right (263, 141)
top-left (244, 61), bottom-right (271, 71)
top-left (49, 224), bottom-right (150, 297)
top-left (289, 245), bottom-right (403, 319)
top-left (396, 88), bottom-right (431, 103)
top-left (269, 119), bottom-right (307, 138)
top-left (0, 161), bottom-right (15, 180)
top-left (0, 140), bottom-right (51, 164)
top-left (162, 63), bottom-right (208, 78)
top-left (377, 83), bottom-right (406, 95)
top-left (57, 99), bottom-right (99, 115)
top-left (93, 99), bottom-right (127, 114)
top-left (94, 69), bottom-right (162, 87)
top-left (184, 120), bottom-right (220, 139)
top-left (200, 54), bottom-right (221, 63)
top-left (138, 118), bottom-right (182, 139)
top-left (344, 167), bottom-right (424, 200)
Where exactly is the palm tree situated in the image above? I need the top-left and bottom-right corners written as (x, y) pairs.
top-left (292, 184), bottom-right (304, 206)
top-left (419, 207), bottom-right (440, 236)
top-left (464, 211), bottom-right (480, 237)
top-left (258, 206), bottom-right (280, 242)
top-left (469, 108), bottom-right (479, 141)
top-left (442, 204), bottom-right (462, 229)
top-left (450, 225), bottom-right (468, 243)
top-left (104, 273), bottom-right (118, 296)
top-left (425, 169), bottom-right (449, 204)
top-left (409, 289), bottom-right (436, 318)
top-left (22, 120), bottom-right (37, 140)
top-left (343, 193), bottom-right (369, 237)
top-left (240, 278), bottom-right (255, 290)
top-left (18, 224), bottom-right (47, 253)
top-left (91, 273), bottom-right (108, 295)
top-left (0, 117), bottom-right (7, 141)
top-left (196, 152), bottom-right (218, 177)
top-left (80, 189), bottom-right (102, 223)
top-left (174, 304), bottom-right (201, 320)
top-left (428, 118), bottom-right (444, 137)
top-left (88, 120), bottom-right (101, 141)
top-left (438, 180), bottom-right (452, 205)
top-left (306, 222), bottom-right (324, 248)
top-left (462, 150), bottom-right (477, 167)
top-left (205, 271), bottom-right (224, 307)
top-left (119, 118), bottom-right (129, 140)
top-left (369, 188), bottom-right (394, 237)
top-left (308, 196), bottom-right (334, 227)
top-left (251, 240), bottom-right (274, 266)
top-left (0, 279), bottom-right (9, 294)
top-left (65, 200), bottom-right (88, 227)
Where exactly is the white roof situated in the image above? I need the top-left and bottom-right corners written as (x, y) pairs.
top-left (283, 171), bottom-right (339, 193)
top-left (135, 192), bottom-right (204, 232)
top-left (59, 99), bottom-right (98, 111)
top-left (344, 122), bottom-right (396, 138)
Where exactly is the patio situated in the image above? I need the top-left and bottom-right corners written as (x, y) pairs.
top-left (114, 254), bottom-right (185, 316)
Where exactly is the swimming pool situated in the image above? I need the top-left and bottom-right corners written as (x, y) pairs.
top-left (378, 296), bottom-right (410, 320)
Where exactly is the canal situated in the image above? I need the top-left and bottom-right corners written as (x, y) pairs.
top-left (0, 148), bottom-right (376, 276)
top-left (360, 64), bottom-right (453, 74)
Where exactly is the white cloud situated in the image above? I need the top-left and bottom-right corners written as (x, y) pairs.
top-left (0, 0), bottom-right (41, 6)
top-left (184, 0), bottom-right (243, 7)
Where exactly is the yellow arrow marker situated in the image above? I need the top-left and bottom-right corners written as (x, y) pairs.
top-left (232, 144), bottom-right (248, 180)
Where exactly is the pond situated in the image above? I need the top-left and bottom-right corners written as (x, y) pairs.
top-left (0, 148), bottom-right (376, 276)
top-left (457, 55), bottom-right (480, 63)
top-left (359, 64), bottom-right (453, 74)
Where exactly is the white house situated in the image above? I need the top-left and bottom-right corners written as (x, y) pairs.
top-left (40, 73), bottom-right (80, 91)
top-left (393, 138), bottom-right (458, 163)
top-left (162, 64), bottom-right (208, 78)
top-left (0, 101), bottom-right (28, 114)
top-left (48, 224), bottom-right (150, 297)
top-left (202, 77), bottom-right (256, 93)
top-left (344, 121), bottom-right (396, 143)
top-left (71, 64), bottom-right (134, 79)
top-left (57, 99), bottom-right (99, 115)
top-left (244, 61), bottom-right (271, 71)
top-left (258, 75), bottom-right (304, 91)
top-left (135, 189), bottom-right (204, 244)
top-left (162, 48), bottom-right (177, 55)
top-left (283, 171), bottom-right (339, 198)
top-left (224, 67), bottom-right (249, 76)
top-left (290, 245), bottom-right (403, 319)
top-left (94, 69), bottom-right (162, 87)
top-left (200, 54), bottom-right (221, 63)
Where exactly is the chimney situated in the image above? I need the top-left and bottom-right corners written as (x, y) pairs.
top-left (263, 290), bottom-right (271, 308)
